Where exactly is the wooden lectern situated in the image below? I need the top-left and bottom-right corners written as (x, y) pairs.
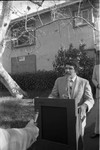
top-left (29, 98), bottom-right (82, 150)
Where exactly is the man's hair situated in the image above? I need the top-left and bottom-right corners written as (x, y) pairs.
top-left (65, 60), bottom-right (79, 72)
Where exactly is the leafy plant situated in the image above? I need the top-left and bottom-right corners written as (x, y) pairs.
top-left (53, 43), bottom-right (95, 77)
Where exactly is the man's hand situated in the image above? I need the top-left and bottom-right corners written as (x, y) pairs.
top-left (78, 103), bottom-right (88, 121)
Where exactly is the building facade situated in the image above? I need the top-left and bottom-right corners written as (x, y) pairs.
top-left (2, 0), bottom-right (97, 74)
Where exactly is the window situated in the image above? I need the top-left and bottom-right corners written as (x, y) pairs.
top-left (11, 18), bottom-right (35, 48)
top-left (51, 8), bottom-right (59, 21)
top-left (74, 9), bottom-right (89, 27)
top-left (51, 7), bottom-right (64, 21)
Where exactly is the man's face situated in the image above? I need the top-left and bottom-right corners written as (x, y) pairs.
top-left (65, 65), bottom-right (76, 77)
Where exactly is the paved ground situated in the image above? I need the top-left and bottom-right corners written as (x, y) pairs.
top-left (84, 124), bottom-right (99, 150)
top-left (83, 102), bottom-right (99, 150)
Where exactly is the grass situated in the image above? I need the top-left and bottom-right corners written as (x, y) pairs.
top-left (0, 100), bottom-right (35, 128)
top-left (0, 89), bottom-right (51, 98)
top-left (0, 90), bottom-right (51, 129)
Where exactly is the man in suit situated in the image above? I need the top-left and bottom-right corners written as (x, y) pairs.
top-left (0, 119), bottom-right (39, 150)
top-left (48, 60), bottom-right (94, 149)
top-left (91, 50), bottom-right (100, 138)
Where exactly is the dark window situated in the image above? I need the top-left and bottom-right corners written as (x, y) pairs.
top-left (11, 18), bottom-right (35, 48)
top-left (74, 9), bottom-right (90, 27)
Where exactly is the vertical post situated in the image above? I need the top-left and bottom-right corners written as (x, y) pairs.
top-left (93, 2), bottom-right (100, 51)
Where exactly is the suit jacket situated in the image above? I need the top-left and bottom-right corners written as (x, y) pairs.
top-left (49, 75), bottom-right (94, 112)
top-left (0, 119), bottom-right (39, 150)
top-left (92, 64), bottom-right (100, 98)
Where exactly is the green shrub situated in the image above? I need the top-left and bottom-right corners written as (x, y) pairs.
top-left (0, 71), bottom-right (58, 92)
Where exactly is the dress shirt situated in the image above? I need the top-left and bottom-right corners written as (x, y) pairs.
top-left (69, 75), bottom-right (77, 82)
top-left (66, 75), bottom-right (77, 99)
top-left (69, 75), bottom-right (76, 87)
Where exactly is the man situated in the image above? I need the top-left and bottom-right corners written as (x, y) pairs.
top-left (91, 50), bottom-right (100, 138)
top-left (0, 119), bottom-right (39, 150)
top-left (48, 60), bottom-right (94, 149)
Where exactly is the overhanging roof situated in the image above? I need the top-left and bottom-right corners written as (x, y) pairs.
top-left (11, 0), bottom-right (83, 24)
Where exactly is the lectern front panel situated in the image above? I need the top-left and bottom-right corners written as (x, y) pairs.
top-left (34, 98), bottom-right (76, 150)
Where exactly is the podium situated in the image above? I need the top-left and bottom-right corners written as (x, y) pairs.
top-left (30, 97), bottom-right (81, 150)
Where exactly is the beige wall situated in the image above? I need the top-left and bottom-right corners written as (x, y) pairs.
top-left (36, 21), bottom-right (94, 71)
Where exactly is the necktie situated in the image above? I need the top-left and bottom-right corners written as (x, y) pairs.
top-left (67, 79), bottom-right (73, 99)
top-left (69, 79), bottom-right (73, 96)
